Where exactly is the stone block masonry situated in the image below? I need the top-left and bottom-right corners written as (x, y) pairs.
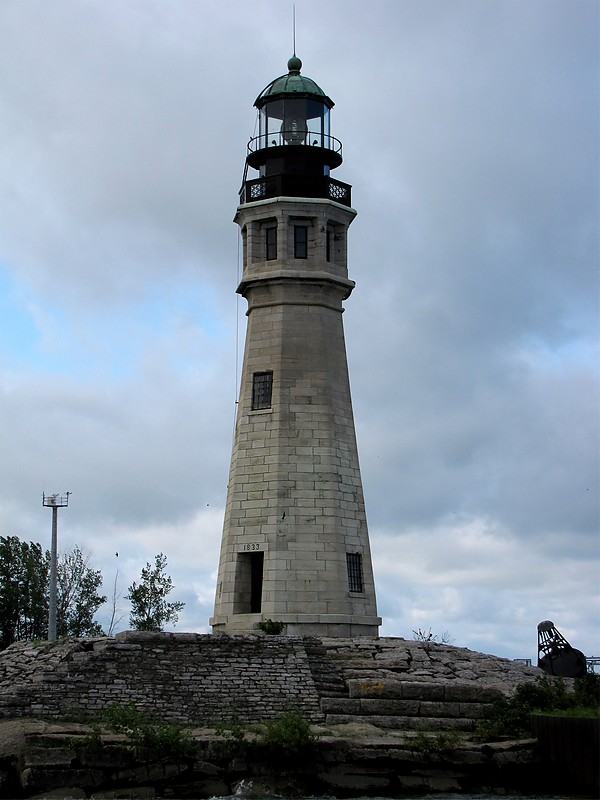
top-left (0, 633), bottom-right (543, 729)
top-left (0, 632), bottom-right (324, 724)
top-left (212, 195), bottom-right (380, 637)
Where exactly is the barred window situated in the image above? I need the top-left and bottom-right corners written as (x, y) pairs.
top-left (294, 225), bottom-right (308, 258)
top-left (251, 371), bottom-right (273, 410)
top-left (346, 552), bottom-right (364, 593)
top-left (266, 226), bottom-right (277, 260)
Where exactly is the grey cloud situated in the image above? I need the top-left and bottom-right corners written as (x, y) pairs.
top-left (0, 0), bottom-right (597, 658)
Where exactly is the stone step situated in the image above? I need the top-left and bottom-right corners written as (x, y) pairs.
top-left (346, 678), bottom-right (501, 704)
top-left (324, 713), bottom-right (477, 732)
top-left (321, 697), bottom-right (491, 720)
top-left (338, 660), bottom-right (412, 673)
top-left (315, 682), bottom-right (348, 698)
top-left (305, 643), bottom-right (349, 698)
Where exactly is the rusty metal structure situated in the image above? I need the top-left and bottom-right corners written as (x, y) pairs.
top-left (537, 619), bottom-right (587, 677)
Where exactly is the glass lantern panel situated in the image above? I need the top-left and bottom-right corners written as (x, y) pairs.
top-left (281, 99), bottom-right (308, 145)
top-left (306, 99), bottom-right (329, 148)
top-left (258, 100), bottom-right (285, 148)
top-left (258, 97), bottom-right (331, 150)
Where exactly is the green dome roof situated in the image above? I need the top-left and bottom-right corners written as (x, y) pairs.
top-left (254, 56), bottom-right (334, 109)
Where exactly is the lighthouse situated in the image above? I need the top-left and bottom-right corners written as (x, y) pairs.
top-left (211, 56), bottom-right (380, 636)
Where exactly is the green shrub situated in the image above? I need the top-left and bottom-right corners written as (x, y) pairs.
top-left (259, 711), bottom-right (317, 757)
top-left (102, 702), bottom-right (194, 760)
top-left (210, 712), bottom-right (317, 764)
top-left (257, 619), bottom-right (285, 635)
top-left (211, 719), bottom-right (249, 760)
top-left (573, 672), bottom-right (600, 707)
top-left (103, 701), bottom-right (145, 735)
top-left (70, 724), bottom-right (102, 751)
top-left (479, 673), bottom-right (600, 739)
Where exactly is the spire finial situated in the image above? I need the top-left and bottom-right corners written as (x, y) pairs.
top-left (287, 54), bottom-right (302, 73)
top-left (293, 4), bottom-right (296, 56)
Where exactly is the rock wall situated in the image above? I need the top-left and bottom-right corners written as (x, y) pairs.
top-left (318, 637), bottom-right (539, 691)
top-left (1, 720), bottom-right (551, 799)
top-left (0, 632), bottom-right (541, 727)
top-left (0, 632), bottom-right (323, 724)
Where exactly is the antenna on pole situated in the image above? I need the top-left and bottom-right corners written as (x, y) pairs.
top-left (293, 4), bottom-right (296, 55)
top-left (43, 491), bottom-right (70, 641)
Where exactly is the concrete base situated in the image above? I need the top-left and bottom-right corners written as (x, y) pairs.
top-left (211, 613), bottom-right (382, 637)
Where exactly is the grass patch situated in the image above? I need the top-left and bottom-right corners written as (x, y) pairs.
top-left (532, 706), bottom-right (599, 719)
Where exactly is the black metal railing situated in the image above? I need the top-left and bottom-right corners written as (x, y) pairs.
top-left (240, 174), bottom-right (351, 207)
top-left (247, 132), bottom-right (343, 157)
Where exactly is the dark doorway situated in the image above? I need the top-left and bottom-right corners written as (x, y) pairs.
top-left (233, 551), bottom-right (264, 613)
top-left (250, 552), bottom-right (264, 612)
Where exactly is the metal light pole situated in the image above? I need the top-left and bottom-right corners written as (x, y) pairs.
top-left (43, 492), bottom-right (70, 641)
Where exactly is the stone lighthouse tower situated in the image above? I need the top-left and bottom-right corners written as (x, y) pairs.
top-left (211, 56), bottom-right (380, 637)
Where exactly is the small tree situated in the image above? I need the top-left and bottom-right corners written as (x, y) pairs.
top-left (56, 545), bottom-right (106, 637)
top-left (0, 536), bottom-right (49, 648)
top-left (106, 568), bottom-right (124, 636)
top-left (0, 537), bottom-right (106, 647)
top-left (126, 553), bottom-right (185, 632)
top-left (412, 627), bottom-right (455, 644)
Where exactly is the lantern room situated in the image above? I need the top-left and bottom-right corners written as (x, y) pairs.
top-left (241, 56), bottom-right (351, 207)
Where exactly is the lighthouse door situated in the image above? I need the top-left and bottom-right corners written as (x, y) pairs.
top-left (233, 551), bottom-right (264, 613)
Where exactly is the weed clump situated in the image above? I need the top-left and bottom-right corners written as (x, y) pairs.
top-left (408, 729), bottom-right (461, 755)
top-left (102, 702), bottom-right (195, 760)
top-left (210, 711), bottom-right (318, 765)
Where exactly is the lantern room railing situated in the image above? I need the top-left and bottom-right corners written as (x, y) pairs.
top-left (240, 174), bottom-right (352, 207)
top-left (247, 132), bottom-right (343, 157)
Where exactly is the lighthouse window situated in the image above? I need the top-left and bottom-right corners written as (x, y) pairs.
top-left (265, 226), bottom-right (277, 260)
top-left (294, 225), bottom-right (308, 258)
top-left (346, 552), bottom-right (364, 593)
top-left (252, 371), bottom-right (273, 410)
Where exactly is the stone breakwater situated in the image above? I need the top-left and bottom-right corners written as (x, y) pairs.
top-left (1, 634), bottom-right (591, 798)
top-left (0, 719), bottom-right (548, 799)
top-left (0, 633), bottom-right (540, 726)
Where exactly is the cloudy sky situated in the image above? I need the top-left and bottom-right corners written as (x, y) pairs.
top-left (1, 0), bottom-right (598, 661)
